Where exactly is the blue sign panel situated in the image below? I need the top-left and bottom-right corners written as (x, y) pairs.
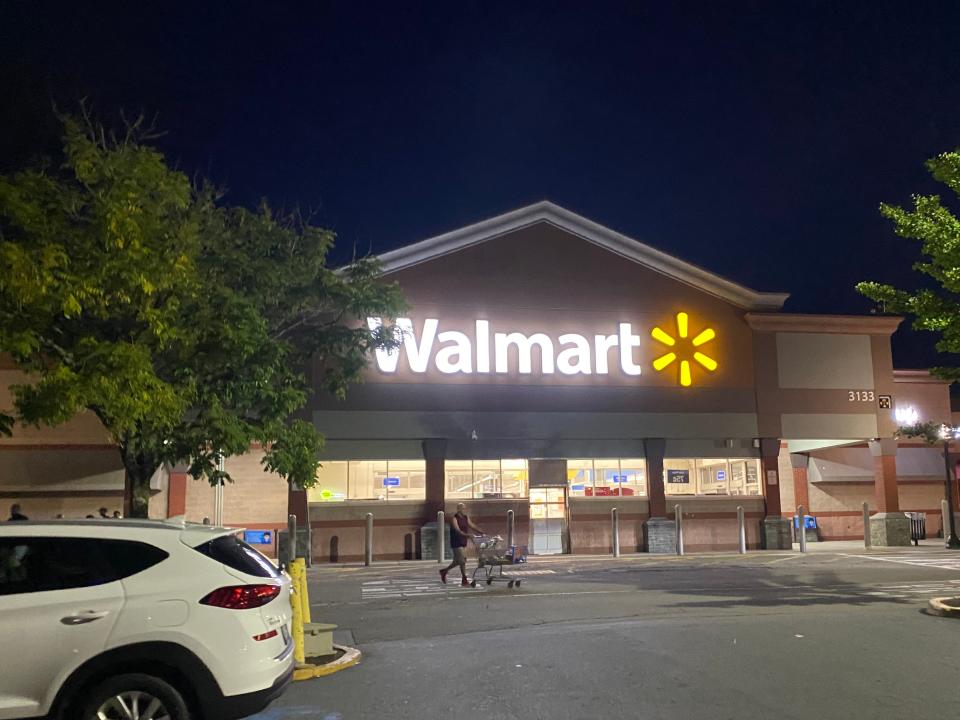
top-left (383, 477), bottom-right (400, 487)
top-left (571, 484), bottom-right (585, 491)
top-left (716, 470), bottom-right (726, 481)
top-left (612, 475), bottom-right (628, 483)
top-left (244, 530), bottom-right (273, 545)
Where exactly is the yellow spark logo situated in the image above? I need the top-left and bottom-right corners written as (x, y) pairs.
top-left (650, 312), bottom-right (718, 387)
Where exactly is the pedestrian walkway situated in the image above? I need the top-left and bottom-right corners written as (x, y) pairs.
top-left (842, 552), bottom-right (960, 572)
top-left (360, 569), bottom-right (556, 600)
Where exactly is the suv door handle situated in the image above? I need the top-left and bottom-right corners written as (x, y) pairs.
top-left (60, 610), bottom-right (110, 625)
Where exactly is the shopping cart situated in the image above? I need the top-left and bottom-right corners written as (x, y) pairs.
top-left (470, 535), bottom-right (527, 588)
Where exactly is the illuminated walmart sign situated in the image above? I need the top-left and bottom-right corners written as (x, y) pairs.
top-left (367, 313), bottom-right (719, 386)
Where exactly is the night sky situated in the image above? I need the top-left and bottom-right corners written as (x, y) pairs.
top-left (3, 2), bottom-right (960, 370)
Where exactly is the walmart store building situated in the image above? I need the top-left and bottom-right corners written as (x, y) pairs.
top-left (2, 202), bottom-right (956, 558)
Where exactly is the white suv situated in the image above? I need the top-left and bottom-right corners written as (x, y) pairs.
top-left (0, 519), bottom-right (294, 720)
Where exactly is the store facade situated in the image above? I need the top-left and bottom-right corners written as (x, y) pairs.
top-left (3, 202), bottom-right (956, 558)
top-left (294, 202), bottom-right (954, 560)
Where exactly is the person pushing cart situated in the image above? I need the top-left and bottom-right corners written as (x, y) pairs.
top-left (439, 503), bottom-right (484, 587)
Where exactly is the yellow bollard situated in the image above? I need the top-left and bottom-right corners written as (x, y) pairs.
top-left (294, 558), bottom-right (311, 624)
top-left (289, 561), bottom-right (306, 665)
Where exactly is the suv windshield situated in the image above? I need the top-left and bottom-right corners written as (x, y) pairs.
top-left (192, 535), bottom-right (280, 579)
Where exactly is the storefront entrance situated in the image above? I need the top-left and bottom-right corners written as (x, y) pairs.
top-left (529, 487), bottom-right (566, 555)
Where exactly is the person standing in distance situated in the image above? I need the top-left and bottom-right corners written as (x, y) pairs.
top-left (439, 503), bottom-right (484, 587)
top-left (7, 503), bottom-right (28, 521)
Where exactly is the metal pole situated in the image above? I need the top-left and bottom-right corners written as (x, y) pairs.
top-left (943, 439), bottom-right (960, 549)
top-left (611, 507), bottom-right (620, 557)
top-left (437, 510), bottom-right (445, 563)
top-left (507, 509), bottom-right (515, 548)
top-left (942, 499), bottom-right (950, 542)
top-left (737, 506), bottom-right (746, 554)
top-left (214, 452), bottom-right (225, 526)
top-left (863, 502), bottom-right (871, 549)
top-left (797, 505), bottom-right (807, 553)
top-left (287, 513), bottom-right (297, 567)
top-left (675, 504), bottom-right (684, 556)
top-left (364, 512), bottom-right (373, 566)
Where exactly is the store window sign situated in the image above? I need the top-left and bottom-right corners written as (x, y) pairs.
top-left (382, 477), bottom-right (401, 487)
top-left (367, 312), bottom-right (718, 386)
top-left (667, 469), bottom-right (690, 484)
top-left (716, 470), bottom-right (726, 481)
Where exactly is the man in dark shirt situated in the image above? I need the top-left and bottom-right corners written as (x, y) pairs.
top-left (440, 503), bottom-right (484, 587)
top-left (7, 503), bottom-right (28, 521)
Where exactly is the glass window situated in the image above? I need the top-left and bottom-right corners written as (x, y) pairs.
top-left (664, 458), bottom-right (696, 496)
top-left (386, 460), bottom-right (426, 501)
top-left (620, 459), bottom-right (646, 497)
top-left (474, 461), bottom-right (501, 498)
top-left (664, 458), bottom-right (762, 497)
top-left (501, 460), bottom-right (528, 498)
top-left (567, 459), bottom-right (647, 497)
top-left (349, 460), bottom-right (388, 500)
top-left (192, 535), bottom-right (279, 579)
top-left (697, 458), bottom-right (729, 495)
top-left (309, 461), bottom-right (348, 503)
top-left (567, 459), bottom-right (595, 497)
top-left (593, 458), bottom-right (621, 497)
top-left (0, 538), bottom-right (168, 596)
top-left (445, 460), bottom-right (474, 499)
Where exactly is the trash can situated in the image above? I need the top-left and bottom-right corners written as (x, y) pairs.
top-left (905, 512), bottom-right (926, 546)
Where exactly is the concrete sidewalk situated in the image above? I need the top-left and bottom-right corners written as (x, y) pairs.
top-left (308, 538), bottom-right (958, 574)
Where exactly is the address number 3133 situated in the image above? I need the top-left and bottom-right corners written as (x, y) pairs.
top-left (848, 390), bottom-right (875, 402)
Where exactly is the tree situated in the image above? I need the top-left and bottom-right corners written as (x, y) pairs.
top-left (857, 148), bottom-right (960, 379)
top-left (0, 114), bottom-right (405, 516)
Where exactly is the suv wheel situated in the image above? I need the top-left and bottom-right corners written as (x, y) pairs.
top-left (80, 673), bottom-right (191, 720)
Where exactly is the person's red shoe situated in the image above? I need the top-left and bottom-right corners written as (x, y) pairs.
top-left (439, 569), bottom-right (447, 584)
top-left (461, 578), bottom-right (471, 587)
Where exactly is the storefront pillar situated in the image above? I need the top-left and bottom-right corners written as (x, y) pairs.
top-left (422, 438), bottom-right (447, 515)
top-left (642, 438), bottom-right (674, 553)
top-left (645, 438), bottom-right (667, 517)
top-left (789, 453), bottom-right (810, 513)
top-left (287, 483), bottom-right (309, 527)
top-left (867, 438), bottom-right (910, 546)
top-left (760, 438), bottom-right (791, 550)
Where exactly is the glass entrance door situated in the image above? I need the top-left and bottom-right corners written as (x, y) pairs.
top-left (529, 487), bottom-right (566, 555)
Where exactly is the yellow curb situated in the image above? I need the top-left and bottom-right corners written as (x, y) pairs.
top-left (927, 597), bottom-right (960, 618)
top-left (293, 644), bottom-right (362, 681)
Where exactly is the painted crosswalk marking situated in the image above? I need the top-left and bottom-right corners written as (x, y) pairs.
top-left (844, 553), bottom-right (960, 572)
top-left (859, 579), bottom-right (960, 599)
top-left (359, 569), bottom-right (552, 600)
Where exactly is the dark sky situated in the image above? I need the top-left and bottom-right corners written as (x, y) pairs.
top-left (3, 2), bottom-right (960, 370)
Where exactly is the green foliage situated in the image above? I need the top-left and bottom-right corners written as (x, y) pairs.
top-left (0, 113), bottom-right (406, 515)
top-left (856, 149), bottom-right (960, 380)
top-left (894, 421), bottom-right (946, 446)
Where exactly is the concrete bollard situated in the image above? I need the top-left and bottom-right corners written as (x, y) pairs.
top-left (737, 506), bottom-right (746, 554)
top-left (507, 509), bottom-right (515, 549)
top-left (863, 502), bottom-right (871, 549)
top-left (287, 513), bottom-right (297, 567)
top-left (364, 512), bottom-right (373, 566)
top-left (437, 510), bottom-right (445, 563)
top-left (611, 507), bottom-right (620, 557)
top-left (675, 504), bottom-right (684, 556)
top-left (797, 505), bottom-right (807, 553)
